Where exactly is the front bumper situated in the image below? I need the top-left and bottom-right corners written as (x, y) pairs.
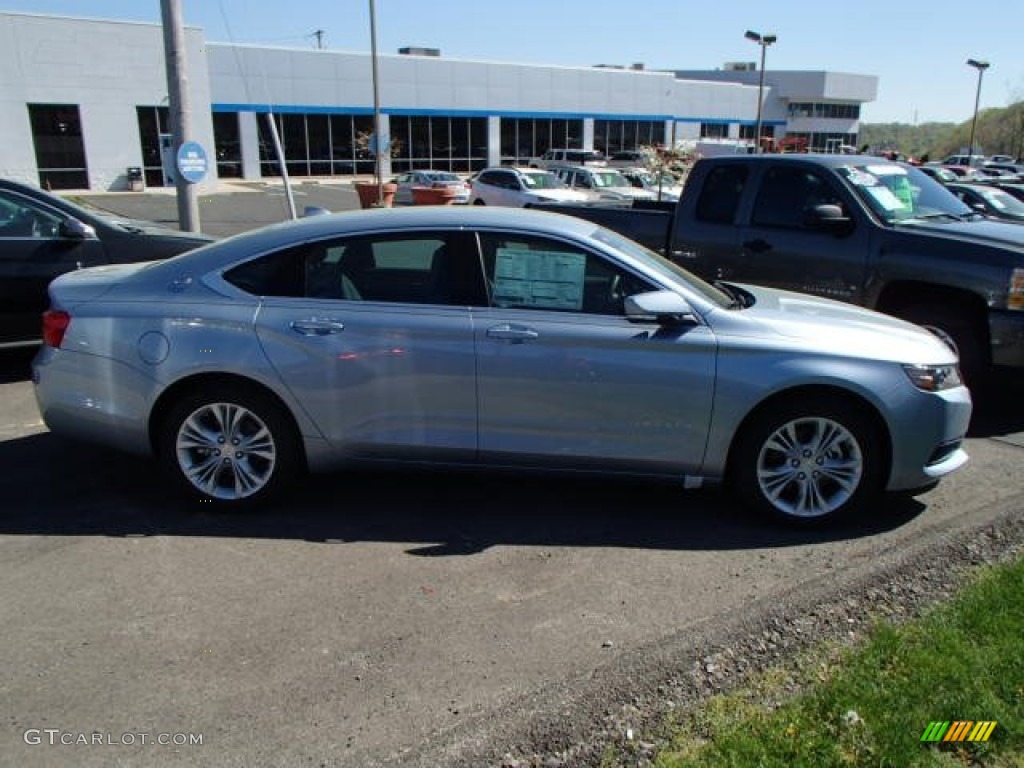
top-left (886, 382), bottom-right (973, 492)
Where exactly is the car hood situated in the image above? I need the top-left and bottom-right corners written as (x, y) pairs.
top-left (895, 217), bottom-right (1024, 251)
top-left (712, 284), bottom-right (957, 365)
top-left (102, 217), bottom-right (215, 243)
top-left (532, 189), bottom-right (592, 202)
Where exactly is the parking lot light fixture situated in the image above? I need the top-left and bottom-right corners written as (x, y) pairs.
top-left (745, 30), bottom-right (777, 153)
top-left (966, 58), bottom-right (990, 167)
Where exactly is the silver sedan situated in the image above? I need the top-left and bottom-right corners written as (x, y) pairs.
top-left (33, 207), bottom-right (971, 525)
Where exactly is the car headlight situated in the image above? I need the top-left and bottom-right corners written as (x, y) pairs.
top-left (903, 363), bottom-right (962, 391)
top-left (1008, 268), bottom-right (1024, 310)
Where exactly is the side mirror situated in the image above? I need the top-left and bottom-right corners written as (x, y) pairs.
top-left (624, 290), bottom-right (696, 325)
top-left (302, 205), bottom-right (331, 218)
top-left (807, 204), bottom-right (853, 234)
top-left (59, 217), bottom-right (96, 239)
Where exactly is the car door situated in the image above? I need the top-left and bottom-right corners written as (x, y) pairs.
top-left (488, 171), bottom-right (517, 206)
top-left (726, 163), bottom-right (871, 303)
top-left (392, 174), bottom-right (415, 205)
top-left (472, 230), bottom-right (717, 471)
top-left (244, 229), bottom-right (486, 461)
top-left (0, 188), bottom-right (107, 345)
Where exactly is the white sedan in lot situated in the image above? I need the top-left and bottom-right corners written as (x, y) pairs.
top-left (469, 167), bottom-right (593, 207)
top-left (33, 207), bottom-right (970, 526)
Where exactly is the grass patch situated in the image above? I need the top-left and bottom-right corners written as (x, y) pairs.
top-left (624, 557), bottom-right (1024, 767)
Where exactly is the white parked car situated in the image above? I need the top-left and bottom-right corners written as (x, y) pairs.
top-left (618, 168), bottom-right (685, 202)
top-left (469, 167), bottom-right (593, 207)
top-left (391, 170), bottom-right (470, 205)
top-left (530, 148), bottom-right (606, 169)
top-left (548, 164), bottom-right (656, 202)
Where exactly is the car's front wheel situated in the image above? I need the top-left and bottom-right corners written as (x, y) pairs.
top-left (159, 385), bottom-right (300, 508)
top-left (731, 396), bottom-right (884, 526)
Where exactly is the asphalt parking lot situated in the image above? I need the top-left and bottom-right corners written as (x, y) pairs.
top-left (3, 185), bottom-right (1024, 767)
top-left (74, 179), bottom-right (364, 238)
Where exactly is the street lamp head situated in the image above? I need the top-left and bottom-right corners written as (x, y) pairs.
top-left (744, 30), bottom-right (761, 42)
top-left (966, 58), bottom-right (990, 71)
top-left (762, 34), bottom-right (777, 45)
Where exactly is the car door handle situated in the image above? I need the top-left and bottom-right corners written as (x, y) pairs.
top-left (486, 324), bottom-right (539, 340)
top-left (290, 319), bottom-right (345, 336)
top-left (742, 238), bottom-right (772, 253)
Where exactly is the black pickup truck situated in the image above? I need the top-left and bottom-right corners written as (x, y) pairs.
top-left (537, 154), bottom-right (1024, 380)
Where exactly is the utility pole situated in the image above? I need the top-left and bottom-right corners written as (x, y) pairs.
top-left (313, 29), bottom-right (325, 49)
top-left (159, 0), bottom-right (200, 232)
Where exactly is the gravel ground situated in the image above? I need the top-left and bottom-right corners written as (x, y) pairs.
top-left (401, 506), bottom-right (1024, 768)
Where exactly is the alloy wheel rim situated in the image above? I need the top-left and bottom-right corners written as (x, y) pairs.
top-left (756, 416), bottom-right (863, 518)
top-left (176, 402), bottom-right (276, 500)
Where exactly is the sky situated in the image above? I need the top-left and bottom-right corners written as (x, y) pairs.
top-left (5, 0), bottom-right (1022, 124)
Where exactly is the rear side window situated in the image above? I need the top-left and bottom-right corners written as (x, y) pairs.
top-left (224, 232), bottom-right (487, 306)
top-left (695, 165), bottom-right (748, 224)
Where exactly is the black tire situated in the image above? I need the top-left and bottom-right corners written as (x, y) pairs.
top-left (731, 395), bottom-right (885, 527)
top-left (473, 199), bottom-right (486, 206)
top-left (898, 303), bottom-right (987, 387)
top-left (158, 384), bottom-right (300, 509)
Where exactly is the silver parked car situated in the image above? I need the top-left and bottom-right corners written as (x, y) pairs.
top-left (33, 207), bottom-right (971, 525)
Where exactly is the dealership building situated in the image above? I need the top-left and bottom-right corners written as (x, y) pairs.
top-left (0, 11), bottom-right (878, 191)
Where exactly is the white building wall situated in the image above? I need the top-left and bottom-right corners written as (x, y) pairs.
top-left (0, 12), bottom-right (216, 190)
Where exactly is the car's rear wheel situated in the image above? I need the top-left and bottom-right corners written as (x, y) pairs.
top-left (731, 396), bottom-right (884, 526)
top-left (473, 199), bottom-right (486, 205)
top-left (159, 385), bottom-right (299, 508)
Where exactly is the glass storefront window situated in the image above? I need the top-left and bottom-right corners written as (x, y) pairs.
top-left (29, 104), bottom-right (89, 190)
top-left (212, 112), bottom-right (242, 179)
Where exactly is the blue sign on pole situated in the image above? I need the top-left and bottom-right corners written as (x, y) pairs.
top-left (176, 141), bottom-right (209, 184)
top-left (368, 133), bottom-right (390, 156)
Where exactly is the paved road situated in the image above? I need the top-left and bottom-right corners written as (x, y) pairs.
top-left (2, 343), bottom-right (1023, 767)
top-left (3, 188), bottom-right (1024, 766)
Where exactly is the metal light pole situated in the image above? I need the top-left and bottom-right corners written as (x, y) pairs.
top-left (745, 30), bottom-right (776, 153)
top-left (369, 0), bottom-right (384, 203)
top-left (159, 0), bottom-right (200, 231)
top-left (966, 58), bottom-right (990, 166)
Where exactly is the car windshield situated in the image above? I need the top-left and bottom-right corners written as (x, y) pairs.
top-left (837, 163), bottom-right (973, 224)
top-left (590, 226), bottom-right (734, 309)
top-left (975, 186), bottom-right (1024, 214)
top-left (591, 171), bottom-right (630, 189)
top-left (423, 172), bottom-right (460, 182)
top-left (521, 172), bottom-right (567, 190)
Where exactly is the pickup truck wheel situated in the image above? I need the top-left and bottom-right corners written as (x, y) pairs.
top-left (473, 199), bottom-right (486, 206)
top-left (732, 396), bottom-right (884, 527)
top-left (158, 385), bottom-right (300, 509)
top-left (898, 304), bottom-right (986, 386)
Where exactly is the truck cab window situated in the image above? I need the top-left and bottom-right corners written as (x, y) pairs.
top-left (752, 167), bottom-right (844, 230)
top-left (695, 165), bottom-right (748, 224)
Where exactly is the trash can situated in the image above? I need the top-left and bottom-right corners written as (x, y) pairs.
top-left (126, 166), bottom-right (144, 192)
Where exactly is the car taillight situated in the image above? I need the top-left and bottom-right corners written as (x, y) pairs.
top-left (42, 310), bottom-right (71, 348)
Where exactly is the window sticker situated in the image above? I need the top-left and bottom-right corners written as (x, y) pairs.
top-left (864, 164), bottom-right (906, 176)
top-left (865, 185), bottom-right (904, 211)
top-left (493, 248), bottom-right (586, 310)
top-left (842, 167), bottom-right (878, 187)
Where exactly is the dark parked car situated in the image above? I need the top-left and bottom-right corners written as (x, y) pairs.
top-left (0, 179), bottom-right (213, 348)
top-left (946, 182), bottom-right (1024, 224)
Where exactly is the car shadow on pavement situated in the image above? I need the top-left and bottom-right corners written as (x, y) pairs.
top-left (0, 431), bottom-right (929, 554)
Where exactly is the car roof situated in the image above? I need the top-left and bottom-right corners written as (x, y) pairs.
top-left (480, 166), bottom-right (549, 174)
top-left (145, 206), bottom-right (606, 276)
top-left (701, 153), bottom-right (898, 169)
